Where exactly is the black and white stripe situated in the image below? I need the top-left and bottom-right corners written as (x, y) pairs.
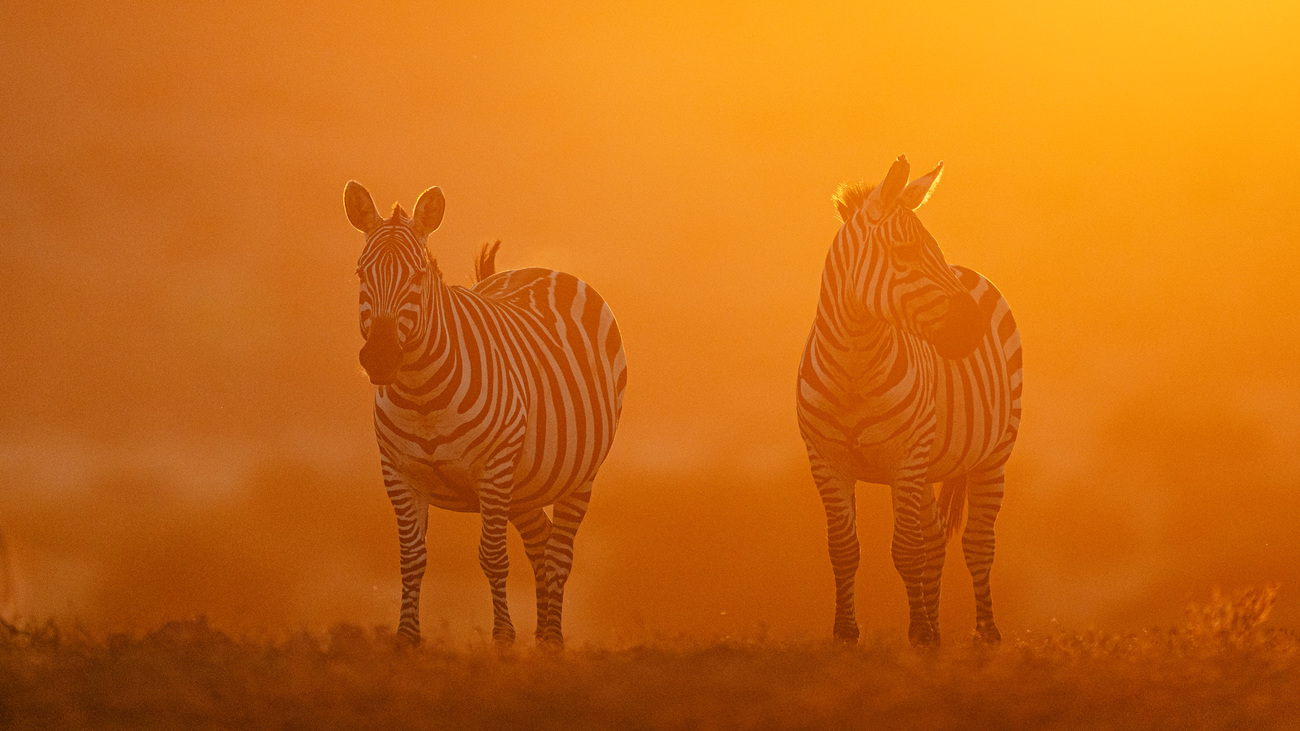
top-left (345, 182), bottom-right (627, 648)
top-left (796, 156), bottom-right (1023, 646)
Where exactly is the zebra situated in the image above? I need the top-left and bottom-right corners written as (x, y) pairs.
top-left (344, 181), bottom-right (627, 648)
top-left (796, 156), bottom-right (1022, 647)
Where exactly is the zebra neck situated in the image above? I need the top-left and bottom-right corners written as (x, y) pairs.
top-left (390, 274), bottom-right (462, 399)
top-left (814, 304), bottom-right (902, 382)
top-left (814, 248), bottom-right (910, 386)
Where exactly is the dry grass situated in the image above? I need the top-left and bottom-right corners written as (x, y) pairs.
top-left (1, 588), bottom-right (1296, 730)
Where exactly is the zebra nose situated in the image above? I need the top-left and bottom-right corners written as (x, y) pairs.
top-left (360, 317), bottom-right (403, 385)
top-left (932, 292), bottom-right (984, 359)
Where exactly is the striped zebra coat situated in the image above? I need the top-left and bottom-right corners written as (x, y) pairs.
top-left (345, 182), bottom-right (627, 648)
top-left (796, 156), bottom-right (1022, 647)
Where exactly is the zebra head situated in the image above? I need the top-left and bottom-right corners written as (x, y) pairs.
top-left (837, 155), bottom-right (984, 360)
top-left (345, 181), bottom-right (446, 385)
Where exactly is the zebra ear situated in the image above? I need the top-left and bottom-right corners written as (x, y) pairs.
top-left (867, 155), bottom-right (911, 220)
top-left (899, 161), bottom-right (943, 210)
top-left (412, 186), bottom-right (446, 238)
top-left (879, 155), bottom-right (910, 204)
top-left (344, 181), bottom-right (381, 233)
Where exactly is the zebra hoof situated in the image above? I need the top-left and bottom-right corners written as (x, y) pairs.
top-left (538, 630), bottom-right (565, 651)
top-left (492, 626), bottom-right (516, 649)
top-left (832, 621), bottom-right (860, 644)
top-left (396, 629), bottom-right (421, 647)
top-left (908, 621), bottom-right (939, 649)
top-left (974, 624), bottom-right (1001, 646)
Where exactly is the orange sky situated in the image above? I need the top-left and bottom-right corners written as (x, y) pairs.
top-left (1, 1), bottom-right (1298, 642)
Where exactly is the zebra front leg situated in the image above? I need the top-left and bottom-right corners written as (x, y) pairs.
top-left (963, 466), bottom-right (1005, 645)
top-left (815, 473), bottom-right (860, 643)
top-left (920, 480), bottom-right (947, 644)
top-left (387, 482), bottom-right (430, 645)
top-left (509, 508), bottom-right (554, 643)
top-left (538, 481), bottom-right (593, 649)
top-left (477, 473), bottom-right (516, 647)
top-left (890, 475), bottom-right (944, 648)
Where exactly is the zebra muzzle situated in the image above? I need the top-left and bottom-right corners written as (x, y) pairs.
top-left (931, 292), bottom-right (984, 360)
top-left (360, 317), bottom-right (404, 385)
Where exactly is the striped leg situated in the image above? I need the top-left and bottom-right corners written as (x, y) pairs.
top-left (814, 468), bottom-right (860, 643)
top-left (963, 465), bottom-right (1005, 644)
top-left (509, 508), bottom-right (554, 642)
top-left (890, 473), bottom-right (945, 648)
top-left (538, 481), bottom-right (592, 649)
top-left (922, 483), bottom-right (948, 642)
top-left (386, 480), bottom-right (430, 644)
top-left (477, 469), bottom-right (516, 647)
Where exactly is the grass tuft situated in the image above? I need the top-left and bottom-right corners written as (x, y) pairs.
top-left (1, 588), bottom-right (1298, 729)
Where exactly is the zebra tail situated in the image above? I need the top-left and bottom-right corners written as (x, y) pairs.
top-left (937, 474), bottom-right (967, 543)
top-left (474, 240), bottom-right (502, 283)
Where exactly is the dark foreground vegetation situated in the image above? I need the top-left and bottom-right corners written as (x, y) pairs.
top-left (0, 587), bottom-right (1293, 730)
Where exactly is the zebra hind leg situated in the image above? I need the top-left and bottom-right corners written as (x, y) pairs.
top-left (963, 465), bottom-right (1005, 645)
top-left (538, 481), bottom-right (593, 650)
top-left (815, 474), bottom-right (860, 643)
top-left (509, 509), bottom-right (554, 643)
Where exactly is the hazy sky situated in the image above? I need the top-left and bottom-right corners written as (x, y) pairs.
top-left (1, 0), bottom-right (1298, 640)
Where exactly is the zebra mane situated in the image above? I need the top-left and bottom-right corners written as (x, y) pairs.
top-left (832, 181), bottom-right (876, 223)
top-left (378, 202), bottom-right (441, 278)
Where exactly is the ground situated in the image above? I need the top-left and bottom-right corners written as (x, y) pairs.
top-left (2, 588), bottom-right (1295, 730)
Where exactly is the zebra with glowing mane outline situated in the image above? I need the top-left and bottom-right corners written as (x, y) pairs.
top-left (797, 156), bottom-right (1022, 647)
top-left (345, 181), bottom-right (627, 648)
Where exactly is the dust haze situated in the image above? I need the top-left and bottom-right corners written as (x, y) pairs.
top-left (1, 1), bottom-right (1298, 643)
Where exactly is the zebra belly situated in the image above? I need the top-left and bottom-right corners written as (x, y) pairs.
top-left (505, 386), bottom-right (619, 513)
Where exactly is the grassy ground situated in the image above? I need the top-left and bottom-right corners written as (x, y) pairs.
top-left (1, 587), bottom-right (1295, 730)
